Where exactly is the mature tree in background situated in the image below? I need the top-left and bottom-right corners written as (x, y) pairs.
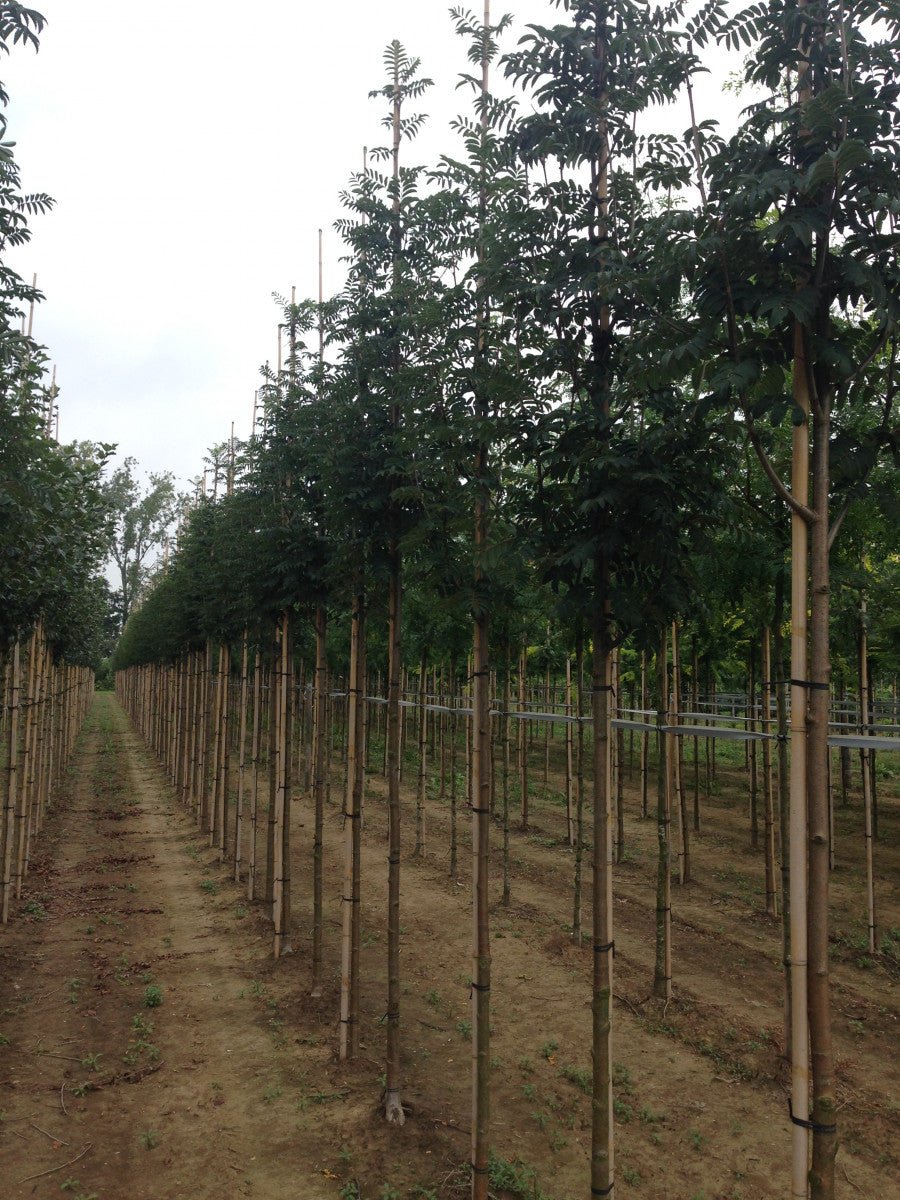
top-left (104, 457), bottom-right (179, 628)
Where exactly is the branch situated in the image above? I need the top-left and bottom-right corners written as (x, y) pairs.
top-left (745, 411), bottom-right (816, 524)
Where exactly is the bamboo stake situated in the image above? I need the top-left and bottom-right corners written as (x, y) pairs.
top-left (640, 650), bottom-right (649, 819)
top-left (340, 590), bottom-right (364, 1060)
top-left (572, 630), bottom-right (585, 945)
top-left (789, 316), bottom-right (812, 1200)
top-left (248, 650), bottom-right (262, 901)
top-left (565, 654), bottom-right (575, 846)
top-left (471, 6), bottom-right (492, 1190)
top-left (762, 627), bottom-right (778, 917)
top-left (2, 640), bottom-right (21, 923)
top-left (653, 631), bottom-right (672, 1001)
top-left (518, 636), bottom-right (528, 830)
top-left (859, 596), bottom-right (876, 954)
top-left (235, 632), bottom-right (249, 882)
top-left (312, 604), bottom-right (327, 996)
top-left (415, 649), bottom-right (428, 857)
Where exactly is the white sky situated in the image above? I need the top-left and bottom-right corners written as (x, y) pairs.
top-left (4, 1), bottom-right (739, 493)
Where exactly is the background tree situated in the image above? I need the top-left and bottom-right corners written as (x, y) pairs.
top-left (104, 457), bottom-right (179, 629)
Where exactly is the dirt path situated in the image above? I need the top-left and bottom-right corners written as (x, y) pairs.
top-left (0, 694), bottom-right (358, 1200)
top-left (1, 694), bottom-right (897, 1200)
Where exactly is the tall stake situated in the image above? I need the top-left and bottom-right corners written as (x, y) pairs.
top-left (789, 321), bottom-right (811, 1199)
top-left (340, 589), bottom-right (364, 1060)
top-left (470, 6), bottom-right (493, 1195)
top-left (384, 42), bottom-right (405, 1127)
top-left (858, 595), bottom-right (876, 953)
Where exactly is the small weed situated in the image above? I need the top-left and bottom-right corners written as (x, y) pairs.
top-left (540, 1038), bottom-right (559, 1059)
top-left (143, 984), bottom-right (163, 1008)
top-left (517, 1056), bottom-right (534, 1075)
top-left (22, 898), bottom-right (46, 920)
top-left (249, 980), bottom-right (266, 998)
top-left (614, 1098), bottom-right (633, 1123)
top-left (263, 1086), bottom-right (282, 1103)
top-left (81, 1052), bottom-right (102, 1072)
top-left (339, 1184), bottom-right (360, 1200)
top-left (200, 879), bottom-right (217, 895)
top-left (60, 1181), bottom-right (97, 1200)
top-left (687, 1127), bottom-right (707, 1150)
top-left (486, 1149), bottom-right (551, 1200)
top-left (521, 1083), bottom-right (536, 1100)
top-left (379, 1188), bottom-right (400, 1200)
top-left (425, 988), bottom-right (441, 1009)
top-left (640, 1104), bottom-right (666, 1127)
top-left (339, 1146), bottom-right (352, 1164)
top-left (549, 1131), bottom-right (568, 1153)
top-left (613, 1062), bottom-right (634, 1093)
top-left (67, 978), bottom-right (83, 1004)
top-left (162, 934), bottom-right (172, 948)
top-left (455, 1020), bottom-right (472, 1041)
top-left (558, 1063), bottom-right (591, 1095)
top-left (139, 1128), bottom-right (158, 1149)
top-left (71, 1081), bottom-right (92, 1097)
top-left (622, 1166), bottom-right (640, 1186)
top-left (235, 905), bottom-right (247, 918)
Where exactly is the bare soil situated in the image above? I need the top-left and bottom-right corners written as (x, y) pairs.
top-left (1, 693), bottom-right (897, 1200)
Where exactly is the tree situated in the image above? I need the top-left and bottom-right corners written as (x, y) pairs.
top-left (104, 458), bottom-right (179, 628)
top-left (670, 3), bottom-right (900, 1193)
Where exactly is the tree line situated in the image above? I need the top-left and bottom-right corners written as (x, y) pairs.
top-left (6, 3), bottom-right (900, 1199)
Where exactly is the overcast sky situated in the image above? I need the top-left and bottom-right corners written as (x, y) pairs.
top-left (4, 1), bottom-right (739, 494)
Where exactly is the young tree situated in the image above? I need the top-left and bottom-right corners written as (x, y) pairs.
top-left (672, 3), bottom-right (900, 1193)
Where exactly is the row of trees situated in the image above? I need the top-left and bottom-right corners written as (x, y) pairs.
top-left (112, 2), bottom-right (897, 1199)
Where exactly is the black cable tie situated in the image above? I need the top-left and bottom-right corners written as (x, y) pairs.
top-left (388, 857), bottom-right (401, 867)
top-left (594, 941), bottom-right (615, 955)
top-left (788, 1099), bottom-right (836, 1135)
top-left (592, 1184), bottom-right (615, 1196)
top-left (471, 1165), bottom-right (489, 1176)
top-left (790, 679), bottom-right (830, 691)
top-left (471, 806), bottom-right (491, 815)
top-left (470, 982), bottom-right (490, 992)
top-left (594, 685), bottom-right (615, 692)
top-left (341, 895), bottom-right (360, 904)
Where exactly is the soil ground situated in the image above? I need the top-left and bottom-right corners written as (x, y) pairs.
top-left (1, 692), bottom-right (898, 1200)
